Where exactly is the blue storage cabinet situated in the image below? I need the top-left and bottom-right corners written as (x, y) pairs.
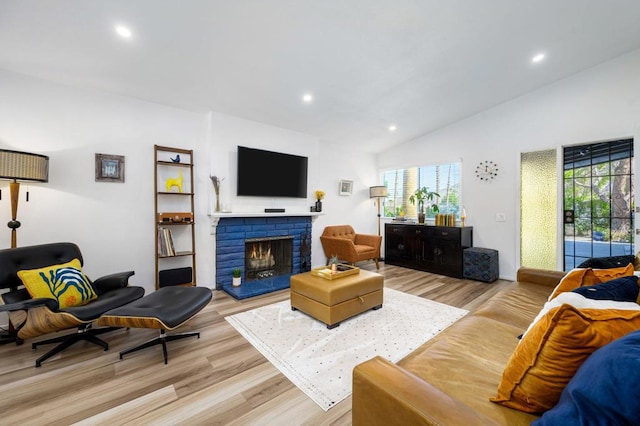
top-left (463, 247), bottom-right (499, 283)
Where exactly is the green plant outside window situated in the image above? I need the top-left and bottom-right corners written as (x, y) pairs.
top-left (381, 162), bottom-right (461, 219)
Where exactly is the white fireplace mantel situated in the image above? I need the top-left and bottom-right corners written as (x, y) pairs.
top-left (208, 211), bottom-right (322, 235)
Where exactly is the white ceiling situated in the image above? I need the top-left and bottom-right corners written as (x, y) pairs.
top-left (2, 1), bottom-right (640, 153)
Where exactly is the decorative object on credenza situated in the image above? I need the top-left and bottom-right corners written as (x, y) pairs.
top-left (476, 160), bottom-right (498, 181)
top-left (409, 187), bottom-right (439, 224)
top-left (435, 213), bottom-right (456, 226)
top-left (165, 170), bottom-right (183, 193)
top-left (95, 153), bottom-right (124, 183)
top-left (315, 190), bottom-right (325, 212)
top-left (369, 185), bottom-right (388, 236)
top-left (170, 154), bottom-right (180, 163)
top-left (461, 207), bottom-right (467, 227)
top-left (339, 180), bottom-right (353, 195)
top-left (0, 149), bottom-right (49, 248)
top-left (232, 268), bottom-right (242, 287)
top-left (209, 175), bottom-right (223, 212)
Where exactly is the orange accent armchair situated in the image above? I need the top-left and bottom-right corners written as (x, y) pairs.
top-left (320, 225), bottom-right (382, 269)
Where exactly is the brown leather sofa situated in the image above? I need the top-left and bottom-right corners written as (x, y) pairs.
top-left (352, 267), bottom-right (566, 425)
top-left (320, 225), bottom-right (382, 269)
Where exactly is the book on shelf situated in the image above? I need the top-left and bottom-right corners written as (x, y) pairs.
top-left (158, 227), bottom-right (176, 256)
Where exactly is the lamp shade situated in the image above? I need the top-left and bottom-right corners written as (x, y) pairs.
top-left (0, 149), bottom-right (49, 182)
top-left (369, 185), bottom-right (388, 198)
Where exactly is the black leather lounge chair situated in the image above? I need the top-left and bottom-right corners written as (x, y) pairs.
top-left (0, 242), bottom-right (145, 367)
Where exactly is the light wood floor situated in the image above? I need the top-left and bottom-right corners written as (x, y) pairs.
top-left (0, 263), bottom-right (513, 425)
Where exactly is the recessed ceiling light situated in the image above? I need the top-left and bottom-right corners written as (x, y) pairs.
top-left (115, 25), bottom-right (132, 39)
top-left (388, 124), bottom-right (397, 132)
top-left (302, 93), bottom-right (313, 103)
top-left (531, 53), bottom-right (545, 63)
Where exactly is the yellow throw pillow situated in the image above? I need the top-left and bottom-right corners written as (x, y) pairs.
top-left (491, 294), bottom-right (640, 413)
top-left (17, 258), bottom-right (97, 309)
top-left (548, 263), bottom-right (634, 300)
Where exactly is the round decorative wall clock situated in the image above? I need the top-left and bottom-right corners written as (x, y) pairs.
top-left (476, 160), bottom-right (498, 181)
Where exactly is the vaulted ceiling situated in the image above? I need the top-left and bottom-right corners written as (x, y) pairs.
top-left (2, 1), bottom-right (640, 153)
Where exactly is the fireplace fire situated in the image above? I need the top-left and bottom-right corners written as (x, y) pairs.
top-left (244, 236), bottom-right (293, 281)
top-left (248, 243), bottom-right (275, 270)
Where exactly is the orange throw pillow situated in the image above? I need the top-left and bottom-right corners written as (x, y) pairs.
top-left (548, 263), bottom-right (634, 300)
top-left (491, 296), bottom-right (640, 413)
top-left (592, 263), bottom-right (636, 281)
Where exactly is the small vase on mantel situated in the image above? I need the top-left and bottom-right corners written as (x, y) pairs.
top-left (315, 200), bottom-right (322, 212)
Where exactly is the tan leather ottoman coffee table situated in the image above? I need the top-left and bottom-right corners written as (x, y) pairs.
top-left (290, 269), bottom-right (384, 329)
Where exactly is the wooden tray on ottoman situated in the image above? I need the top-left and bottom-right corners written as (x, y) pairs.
top-left (311, 263), bottom-right (359, 280)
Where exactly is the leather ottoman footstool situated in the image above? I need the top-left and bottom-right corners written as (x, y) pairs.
top-left (290, 269), bottom-right (384, 329)
top-left (97, 286), bottom-right (212, 364)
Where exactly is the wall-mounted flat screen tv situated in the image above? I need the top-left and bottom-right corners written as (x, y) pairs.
top-left (237, 146), bottom-right (308, 198)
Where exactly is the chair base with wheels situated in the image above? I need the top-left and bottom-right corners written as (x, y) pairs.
top-left (97, 286), bottom-right (212, 364)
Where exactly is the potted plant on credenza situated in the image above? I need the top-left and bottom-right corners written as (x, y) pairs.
top-left (409, 187), bottom-right (440, 224)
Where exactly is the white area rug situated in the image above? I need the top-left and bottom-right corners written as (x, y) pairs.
top-left (225, 288), bottom-right (468, 410)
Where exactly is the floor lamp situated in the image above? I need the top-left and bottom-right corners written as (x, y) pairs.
top-left (369, 185), bottom-right (388, 236)
top-left (0, 149), bottom-right (49, 345)
top-left (0, 149), bottom-right (49, 249)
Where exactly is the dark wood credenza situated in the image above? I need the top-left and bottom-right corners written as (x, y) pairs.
top-left (384, 223), bottom-right (473, 278)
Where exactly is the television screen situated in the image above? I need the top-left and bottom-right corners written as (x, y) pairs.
top-left (237, 146), bottom-right (308, 198)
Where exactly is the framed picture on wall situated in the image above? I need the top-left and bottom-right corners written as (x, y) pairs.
top-left (339, 179), bottom-right (353, 195)
top-left (95, 153), bottom-right (125, 183)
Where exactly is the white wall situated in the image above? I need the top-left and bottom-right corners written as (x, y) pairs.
top-left (206, 112), bottom-right (379, 270)
top-left (0, 69), bottom-right (379, 298)
top-left (377, 49), bottom-right (640, 280)
top-left (0, 69), bottom-right (209, 294)
top-left (313, 140), bottom-right (380, 261)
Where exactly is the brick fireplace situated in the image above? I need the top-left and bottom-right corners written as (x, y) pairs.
top-left (213, 215), bottom-right (313, 299)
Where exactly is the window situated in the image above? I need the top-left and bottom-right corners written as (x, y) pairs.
top-left (382, 162), bottom-right (461, 219)
top-left (563, 139), bottom-right (634, 270)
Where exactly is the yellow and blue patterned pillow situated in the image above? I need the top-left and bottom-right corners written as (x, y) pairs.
top-left (17, 258), bottom-right (97, 309)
